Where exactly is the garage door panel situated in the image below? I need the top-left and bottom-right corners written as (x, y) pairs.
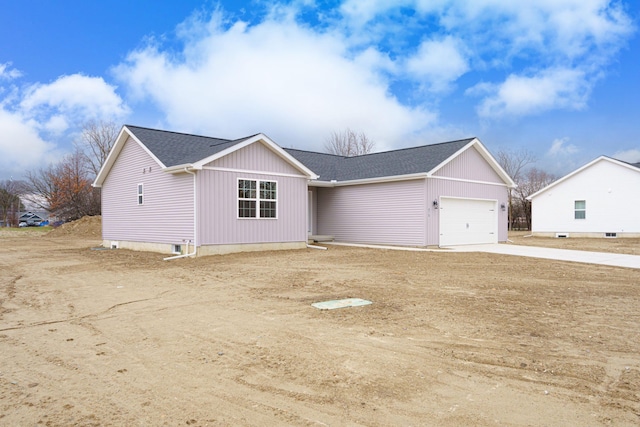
top-left (439, 198), bottom-right (497, 246)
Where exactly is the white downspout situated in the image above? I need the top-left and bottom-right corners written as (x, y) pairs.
top-left (164, 168), bottom-right (198, 261)
top-left (306, 243), bottom-right (327, 250)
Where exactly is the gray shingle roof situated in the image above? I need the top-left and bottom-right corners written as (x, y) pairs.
top-left (126, 125), bottom-right (257, 167)
top-left (127, 125), bottom-right (476, 182)
top-left (285, 138), bottom-right (474, 181)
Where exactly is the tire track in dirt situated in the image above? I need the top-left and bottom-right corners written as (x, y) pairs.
top-left (0, 290), bottom-right (174, 332)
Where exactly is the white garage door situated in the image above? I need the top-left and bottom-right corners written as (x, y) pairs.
top-left (439, 197), bottom-right (498, 246)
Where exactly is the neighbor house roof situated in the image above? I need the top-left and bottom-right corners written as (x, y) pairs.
top-left (527, 155), bottom-right (640, 200)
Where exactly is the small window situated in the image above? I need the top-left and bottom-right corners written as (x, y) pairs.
top-left (238, 179), bottom-right (277, 219)
top-left (574, 200), bottom-right (585, 219)
top-left (172, 244), bottom-right (182, 254)
top-left (137, 184), bottom-right (144, 205)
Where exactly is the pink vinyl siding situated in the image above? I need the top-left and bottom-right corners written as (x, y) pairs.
top-left (426, 178), bottom-right (508, 245)
top-left (316, 179), bottom-right (427, 246)
top-left (198, 141), bottom-right (309, 245)
top-left (208, 141), bottom-right (302, 175)
top-left (434, 146), bottom-right (504, 183)
top-left (102, 137), bottom-right (194, 243)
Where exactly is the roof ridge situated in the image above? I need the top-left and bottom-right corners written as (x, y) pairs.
top-left (287, 137), bottom-right (476, 159)
top-left (125, 124), bottom-right (259, 143)
top-left (352, 137), bottom-right (476, 158)
top-left (285, 147), bottom-right (346, 159)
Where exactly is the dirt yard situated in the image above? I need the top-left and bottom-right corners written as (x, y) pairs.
top-left (1, 219), bottom-right (639, 426)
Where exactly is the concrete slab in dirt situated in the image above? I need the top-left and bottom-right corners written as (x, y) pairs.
top-left (312, 298), bottom-right (372, 310)
top-left (450, 244), bottom-right (640, 269)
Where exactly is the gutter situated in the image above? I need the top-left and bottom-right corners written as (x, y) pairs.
top-left (164, 167), bottom-right (198, 260)
top-left (308, 172), bottom-right (429, 187)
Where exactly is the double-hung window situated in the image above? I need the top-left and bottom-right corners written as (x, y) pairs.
top-left (574, 200), bottom-right (586, 219)
top-left (238, 179), bottom-right (277, 218)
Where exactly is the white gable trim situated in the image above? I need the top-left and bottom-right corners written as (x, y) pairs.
top-left (308, 172), bottom-right (511, 188)
top-left (93, 126), bottom-right (166, 188)
top-left (309, 172), bottom-right (429, 187)
top-left (427, 138), bottom-right (516, 188)
top-left (429, 175), bottom-right (511, 187)
top-left (191, 134), bottom-right (318, 179)
top-left (527, 156), bottom-right (640, 200)
top-left (202, 166), bottom-right (309, 179)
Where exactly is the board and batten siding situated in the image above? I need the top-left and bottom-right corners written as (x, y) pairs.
top-left (316, 179), bottom-right (427, 246)
top-left (198, 141), bottom-right (309, 245)
top-left (209, 141), bottom-right (302, 175)
top-left (102, 137), bottom-right (194, 244)
top-left (426, 178), bottom-right (508, 245)
top-left (433, 145), bottom-right (504, 183)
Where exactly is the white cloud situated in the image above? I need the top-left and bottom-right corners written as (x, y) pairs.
top-left (0, 108), bottom-right (59, 178)
top-left (473, 68), bottom-right (590, 117)
top-left (0, 63), bottom-right (22, 80)
top-left (338, 0), bottom-right (635, 118)
top-left (0, 74), bottom-right (129, 179)
top-left (405, 35), bottom-right (469, 92)
top-left (115, 11), bottom-right (438, 151)
top-left (548, 137), bottom-right (579, 156)
top-left (20, 74), bottom-right (129, 123)
top-left (612, 148), bottom-right (640, 163)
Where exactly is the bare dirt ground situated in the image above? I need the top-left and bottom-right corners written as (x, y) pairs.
top-left (1, 219), bottom-right (639, 426)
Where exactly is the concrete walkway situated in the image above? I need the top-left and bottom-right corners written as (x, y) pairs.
top-left (325, 241), bottom-right (640, 269)
top-left (449, 244), bottom-right (640, 269)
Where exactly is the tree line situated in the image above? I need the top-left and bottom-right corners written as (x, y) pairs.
top-left (0, 120), bottom-right (118, 226)
top-left (0, 124), bottom-right (556, 230)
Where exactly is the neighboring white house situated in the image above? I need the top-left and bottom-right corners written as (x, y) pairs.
top-left (528, 156), bottom-right (640, 238)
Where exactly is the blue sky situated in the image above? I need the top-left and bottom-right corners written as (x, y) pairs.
top-left (1, 0), bottom-right (639, 181)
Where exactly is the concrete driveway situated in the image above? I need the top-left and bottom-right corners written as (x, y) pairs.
top-left (449, 244), bottom-right (640, 269)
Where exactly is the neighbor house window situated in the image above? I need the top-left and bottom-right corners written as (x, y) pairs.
top-left (137, 184), bottom-right (144, 205)
top-left (574, 200), bottom-right (585, 219)
top-left (238, 179), bottom-right (277, 218)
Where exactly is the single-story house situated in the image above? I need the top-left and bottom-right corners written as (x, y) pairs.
top-left (93, 125), bottom-right (515, 256)
top-left (19, 212), bottom-right (46, 226)
top-left (527, 156), bottom-right (640, 238)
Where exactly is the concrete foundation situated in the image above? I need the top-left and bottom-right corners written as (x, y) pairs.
top-left (102, 240), bottom-right (307, 256)
top-left (197, 241), bottom-right (306, 256)
top-left (531, 232), bottom-right (640, 238)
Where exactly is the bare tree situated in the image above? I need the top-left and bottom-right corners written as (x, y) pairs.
top-left (514, 168), bottom-right (557, 230)
top-left (495, 149), bottom-right (536, 230)
top-left (324, 128), bottom-right (374, 156)
top-left (26, 148), bottom-right (100, 221)
top-left (25, 119), bottom-right (119, 221)
top-left (0, 179), bottom-right (25, 227)
top-left (75, 119), bottom-right (120, 176)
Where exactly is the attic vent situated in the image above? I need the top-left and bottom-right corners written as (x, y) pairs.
top-left (555, 233), bottom-right (569, 238)
top-left (605, 232), bottom-right (617, 238)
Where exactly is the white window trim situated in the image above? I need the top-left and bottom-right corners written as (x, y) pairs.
top-left (137, 183), bottom-right (144, 205)
top-left (237, 178), bottom-right (278, 219)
